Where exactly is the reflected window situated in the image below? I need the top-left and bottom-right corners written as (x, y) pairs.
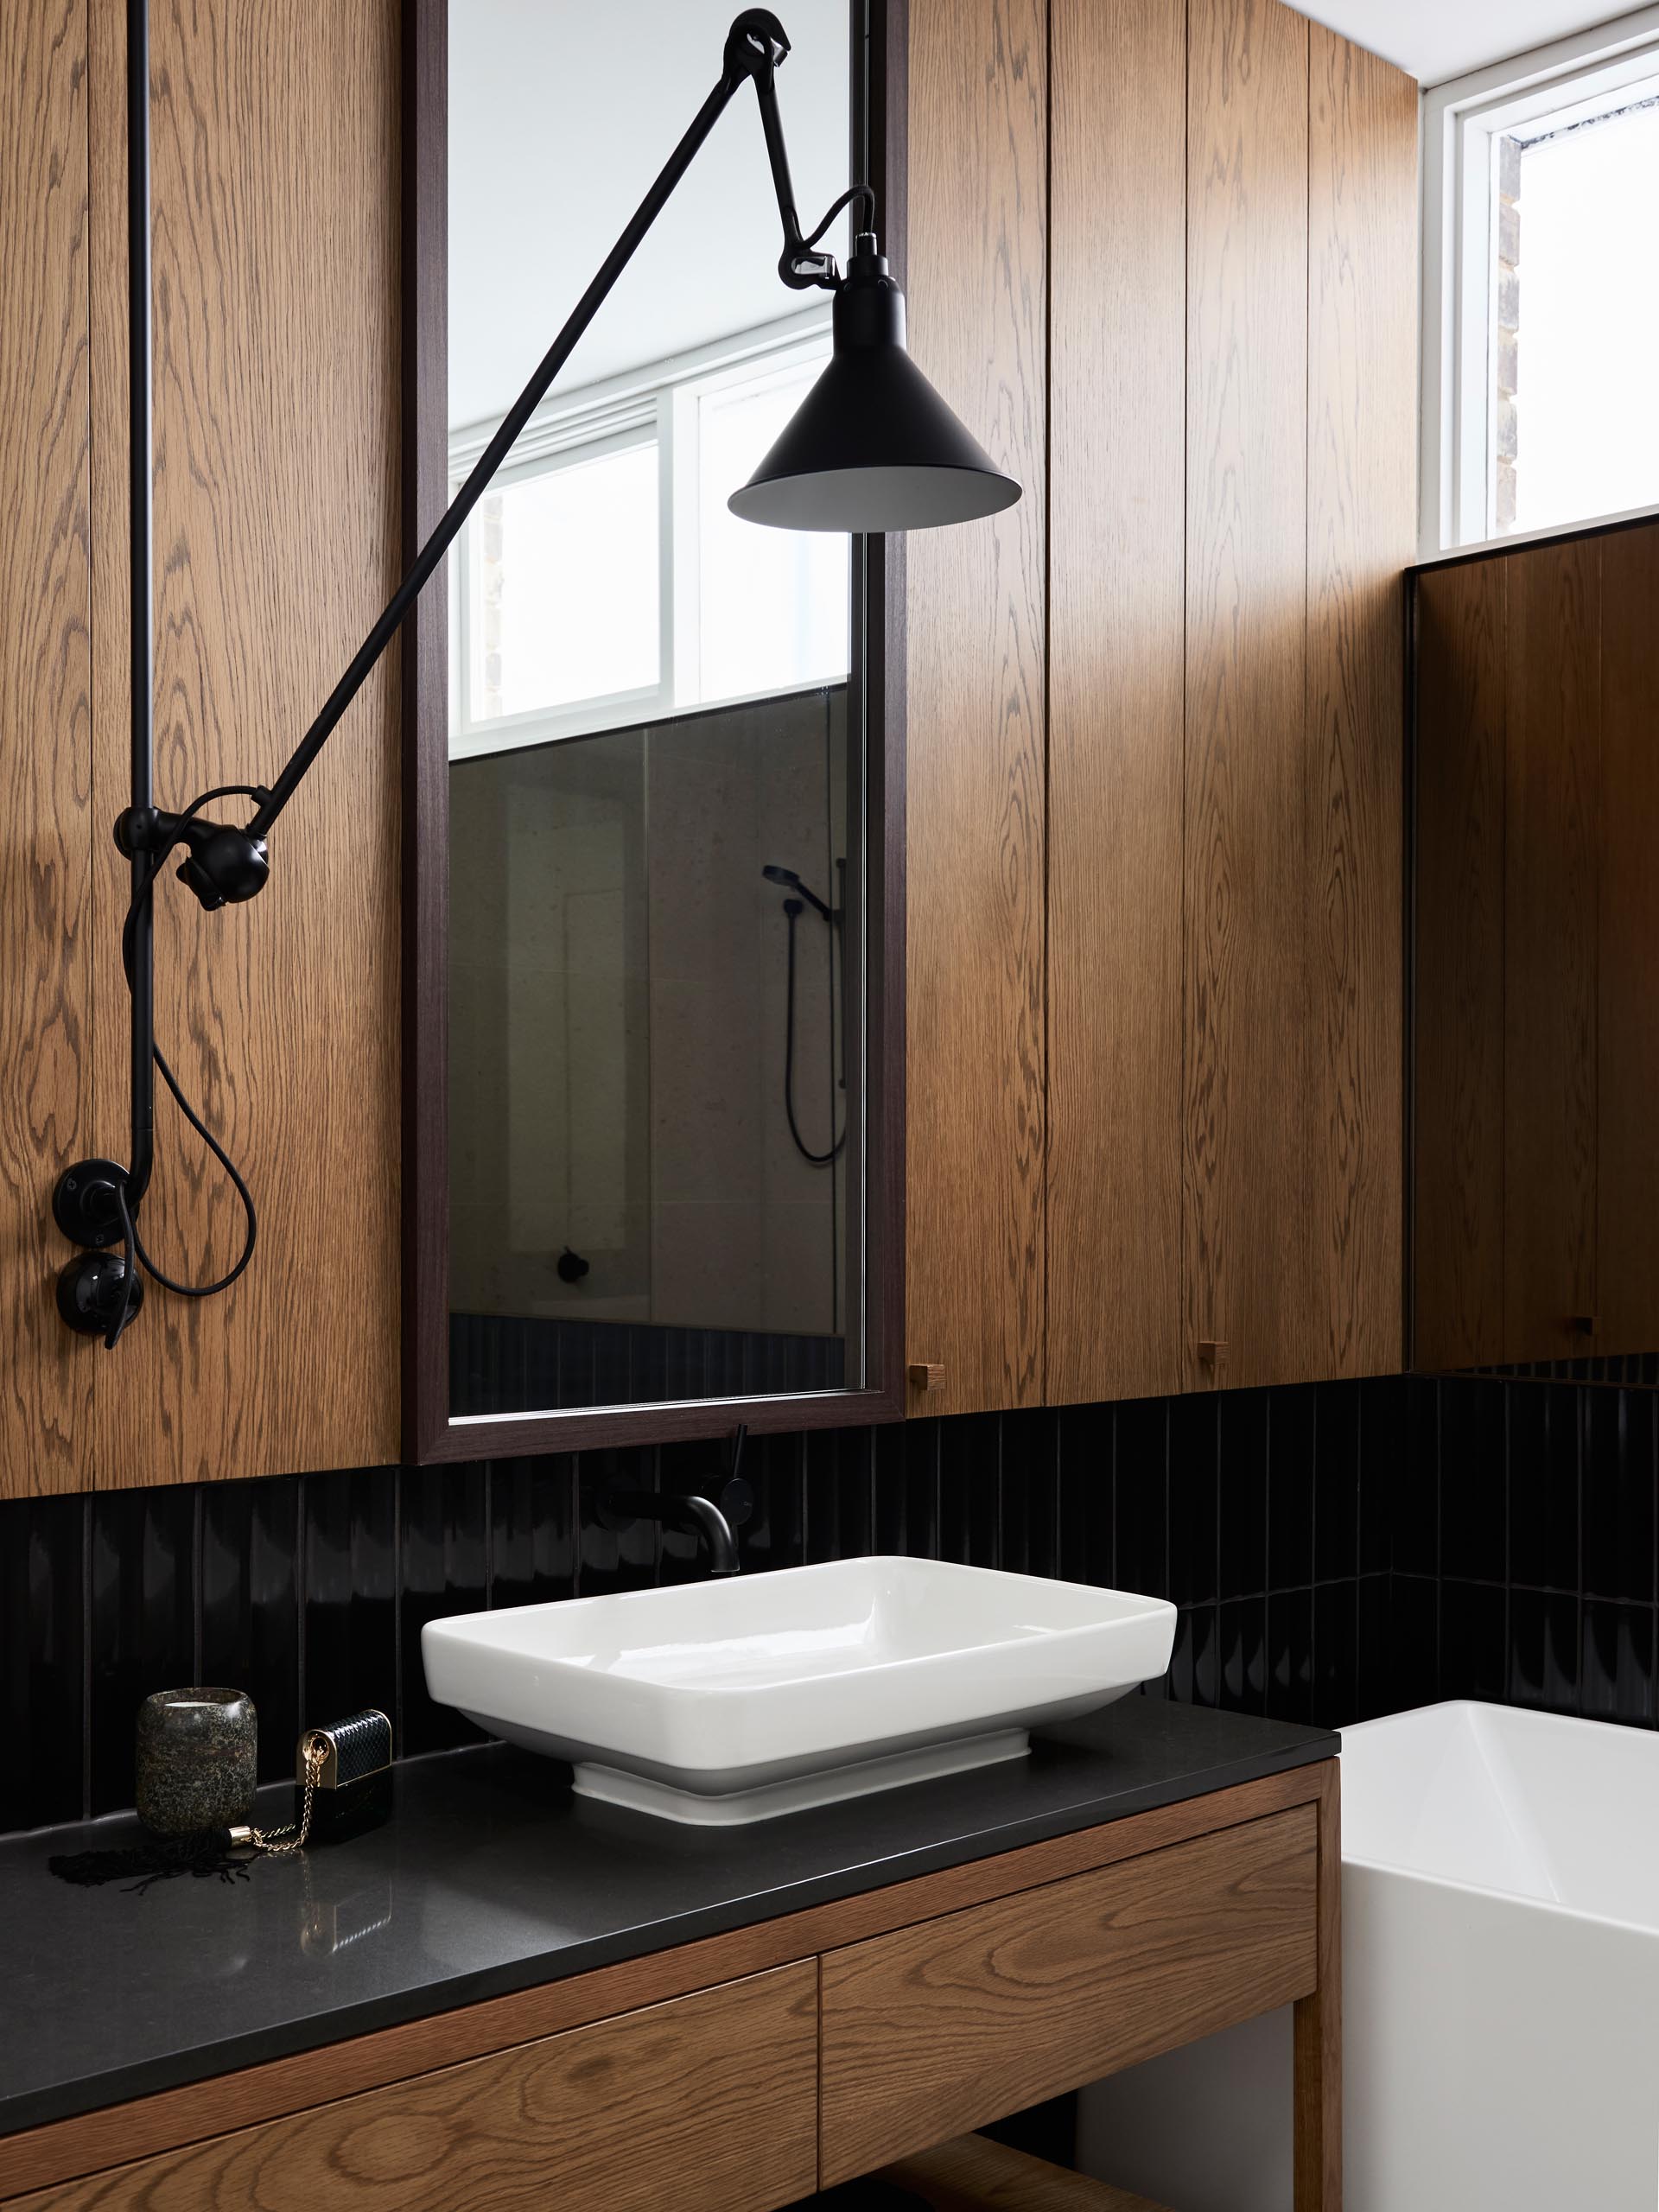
top-left (450, 324), bottom-right (849, 757)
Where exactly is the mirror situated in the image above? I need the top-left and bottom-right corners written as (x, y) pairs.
top-left (405, 0), bottom-right (903, 1455)
top-left (1411, 520), bottom-right (1659, 1390)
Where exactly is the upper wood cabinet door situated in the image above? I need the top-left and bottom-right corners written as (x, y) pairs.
top-left (1047, 0), bottom-right (1413, 1402)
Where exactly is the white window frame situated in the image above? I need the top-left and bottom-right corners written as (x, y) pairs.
top-left (448, 306), bottom-right (835, 760)
top-left (1421, 3), bottom-right (1659, 559)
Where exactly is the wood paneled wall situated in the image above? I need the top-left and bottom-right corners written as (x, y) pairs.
top-left (4, 0), bottom-right (401, 1496)
top-left (1043, 0), bottom-right (1416, 1406)
top-left (1414, 519), bottom-right (1659, 1370)
top-left (903, 0), bottom-right (1049, 1419)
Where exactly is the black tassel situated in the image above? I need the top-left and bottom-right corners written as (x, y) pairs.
top-left (48, 1829), bottom-right (253, 1893)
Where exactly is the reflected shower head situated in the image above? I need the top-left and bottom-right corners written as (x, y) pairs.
top-left (761, 862), bottom-right (834, 923)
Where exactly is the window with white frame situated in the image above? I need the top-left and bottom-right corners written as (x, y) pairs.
top-left (448, 312), bottom-right (849, 757)
top-left (1423, 11), bottom-right (1659, 554)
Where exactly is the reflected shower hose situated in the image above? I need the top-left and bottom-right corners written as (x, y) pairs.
top-left (772, 881), bottom-right (845, 1166)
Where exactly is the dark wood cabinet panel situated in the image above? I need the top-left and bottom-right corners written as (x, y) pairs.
top-left (1046, 0), bottom-right (1187, 1406)
top-left (0, 0), bottom-right (93, 1497)
top-left (1183, 0), bottom-right (1313, 1390)
top-left (1305, 23), bottom-right (1413, 1381)
top-left (1597, 524), bottom-right (1659, 1357)
top-left (904, 0), bottom-right (1048, 1415)
top-left (1503, 538), bottom-right (1600, 1360)
top-left (1413, 559), bottom-right (1509, 1370)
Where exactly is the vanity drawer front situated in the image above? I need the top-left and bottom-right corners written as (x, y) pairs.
top-left (16, 1963), bottom-right (817, 2212)
top-left (820, 1805), bottom-right (1319, 2184)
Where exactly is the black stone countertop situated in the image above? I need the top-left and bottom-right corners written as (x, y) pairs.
top-left (0, 1700), bottom-right (1337, 2139)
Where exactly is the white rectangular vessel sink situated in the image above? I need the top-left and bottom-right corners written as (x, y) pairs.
top-left (423, 1557), bottom-right (1175, 1825)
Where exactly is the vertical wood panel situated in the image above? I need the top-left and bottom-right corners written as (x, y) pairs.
top-left (1305, 26), bottom-right (1413, 1380)
top-left (1596, 522), bottom-right (1659, 1358)
top-left (0, 0), bottom-right (93, 1497)
top-left (1046, 0), bottom-right (1187, 1406)
top-left (86, 0), bottom-right (401, 1483)
top-left (1503, 537), bottom-right (1599, 1361)
top-left (1183, 0), bottom-right (1310, 1391)
top-left (1412, 559), bottom-right (1507, 1369)
top-left (904, 0), bottom-right (1046, 1415)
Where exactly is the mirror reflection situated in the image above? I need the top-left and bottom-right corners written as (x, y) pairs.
top-left (445, 0), bottom-right (861, 1419)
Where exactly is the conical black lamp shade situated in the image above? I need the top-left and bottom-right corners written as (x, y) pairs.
top-left (729, 238), bottom-right (1021, 532)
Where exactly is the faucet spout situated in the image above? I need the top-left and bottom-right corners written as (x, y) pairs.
top-left (668, 1491), bottom-right (741, 1576)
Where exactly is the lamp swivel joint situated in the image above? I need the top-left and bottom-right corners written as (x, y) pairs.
top-left (113, 805), bottom-right (270, 912)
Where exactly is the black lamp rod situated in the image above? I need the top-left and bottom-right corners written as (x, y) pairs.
top-left (127, 0), bottom-right (156, 1203)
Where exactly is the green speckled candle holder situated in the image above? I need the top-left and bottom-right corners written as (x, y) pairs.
top-left (136, 1688), bottom-right (257, 1838)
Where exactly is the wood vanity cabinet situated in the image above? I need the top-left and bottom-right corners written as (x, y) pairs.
top-left (1414, 521), bottom-right (1659, 1370)
top-left (0, 1762), bottom-right (1340, 2210)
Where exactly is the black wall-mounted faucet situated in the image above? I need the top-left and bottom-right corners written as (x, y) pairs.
top-left (597, 1426), bottom-right (753, 1577)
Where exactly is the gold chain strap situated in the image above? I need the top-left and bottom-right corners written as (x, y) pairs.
top-left (238, 1733), bottom-right (327, 1856)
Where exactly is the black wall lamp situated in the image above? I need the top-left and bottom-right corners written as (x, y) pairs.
top-left (51, 1), bottom-right (1020, 1348)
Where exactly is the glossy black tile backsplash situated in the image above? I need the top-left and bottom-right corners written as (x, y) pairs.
top-left (8, 1369), bottom-right (1654, 1838)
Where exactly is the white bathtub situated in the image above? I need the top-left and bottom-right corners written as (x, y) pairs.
top-left (1343, 1700), bottom-right (1659, 2212)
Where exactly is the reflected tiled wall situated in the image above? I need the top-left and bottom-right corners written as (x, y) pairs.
top-left (1, 1377), bottom-right (1408, 1837)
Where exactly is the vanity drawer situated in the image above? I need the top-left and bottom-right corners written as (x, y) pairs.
top-left (820, 1805), bottom-right (1319, 2183)
top-left (15, 1963), bottom-right (818, 2212)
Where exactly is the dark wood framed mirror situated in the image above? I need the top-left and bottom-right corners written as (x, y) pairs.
top-left (402, 0), bottom-right (906, 1462)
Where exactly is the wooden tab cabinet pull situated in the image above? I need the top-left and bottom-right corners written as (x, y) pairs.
top-left (1571, 1315), bottom-right (1599, 1336)
top-left (1197, 1340), bottom-right (1228, 1369)
top-left (907, 1363), bottom-right (946, 1393)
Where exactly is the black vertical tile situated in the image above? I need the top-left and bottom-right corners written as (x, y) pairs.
top-left (199, 1478), bottom-right (301, 1786)
top-left (89, 1485), bottom-right (198, 1816)
top-left (400, 1464), bottom-right (490, 1756)
top-left (1217, 1595), bottom-right (1266, 1715)
top-left (1313, 1382), bottom-right (1360, 1584)
top-left (1167, 1395), bottom-right (1218, 1606)
top-left (1055, 1403), bottom-right (1113, 1587)
top-left (1583, 1390), bottom-right (1655, 1605)
top-left (804, 1425), bottom-right (874, 1564)
top-left (575, 1446), bottom-right (661, 1601)
top-left (1267, 1385), bottom-right (1315, 1591)
top-left (744, 1427), bottom-right (807, 1574)
top-left (1508, 1589), bottom-right (1580, 1715)
top-left (897, 1418), bottom-right (943, 1560)
top-left (0, 1494), bottom-right (87, 1831)
top-left (1114, 1397), bottom-right (1168, 1599)
top-left (1313, 1580), bottom-right (1357, 1728)
top-left (1165, 1605), bottom-right (1195, 1706)
top-left (1357, 1376), bottom-right (1402, 1576)
top-left (1582, 1600), bottom-right (1654, 1727)
top-left (1187, 1602), bottom-right (1219, 1708)
top-left (1394, 1377), bottom-right (1441, 1576)
top-left (1439, 1380), bottom-right (1507, 1585)
top-left (1439, 1579), bottom-right (1507, 1704)
top-left (490, 1457), bottom-right (577, 1608)
top-left (1266, 1587), bottom-right (1313, 1724)
top-left (302, 1466), bottom-right (397, 1751)
top-left (1366, 1572), bottom-right (1439, 1717)
top-left (1509, 1382), bottom-right (1579, 1591)
top-left (998, 1409), bottom-right (1059, 1577)
top-left (1218, 1390), bottom-right (1268, 1599)
top-left (938, 1414), bottom-right (998, 1567)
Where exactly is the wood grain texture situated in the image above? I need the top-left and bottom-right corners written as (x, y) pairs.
top-left (1045, 0), bottom-right (1187, 1405)
top-left (0, 0), bottom-right (93, 1498)
top-left (1293, 1760), bottom-right (1341, 2211)
top-left (1412, 558), bottom-right (1508, 1369)
top-left (1503, 537), bottom-right (1599, 1361)
top-left (1595, 523), bottom-right (1659, 1359)
top-left (0, 1763), bottom-right (1334, 2201)
top-left (6, 1967), bottom-right (818, 2212)
top-left (1183, 0), bottom-right (1312, 1390)
top-left (903, 0), bottom-right (1046, 1416)
top-left (1305, 25), bottom-right (1413, 1380)
top-left (85, 0), bottom-right (401, 1484)
top-left (820, 1805), bottom-right (1319, 2183)
top-left (878, 2133), bottom-right (1172, 2210)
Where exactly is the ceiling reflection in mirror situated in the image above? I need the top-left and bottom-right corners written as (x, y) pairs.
top-left (446, 0), bottom-right (863, 1419)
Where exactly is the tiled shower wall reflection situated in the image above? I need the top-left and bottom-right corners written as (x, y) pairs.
top-left (6, 1371), bottom-right (1656, 1834)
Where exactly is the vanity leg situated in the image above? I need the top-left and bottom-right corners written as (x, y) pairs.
top-left (1293, 1761), bottom-right (1341, 2210)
